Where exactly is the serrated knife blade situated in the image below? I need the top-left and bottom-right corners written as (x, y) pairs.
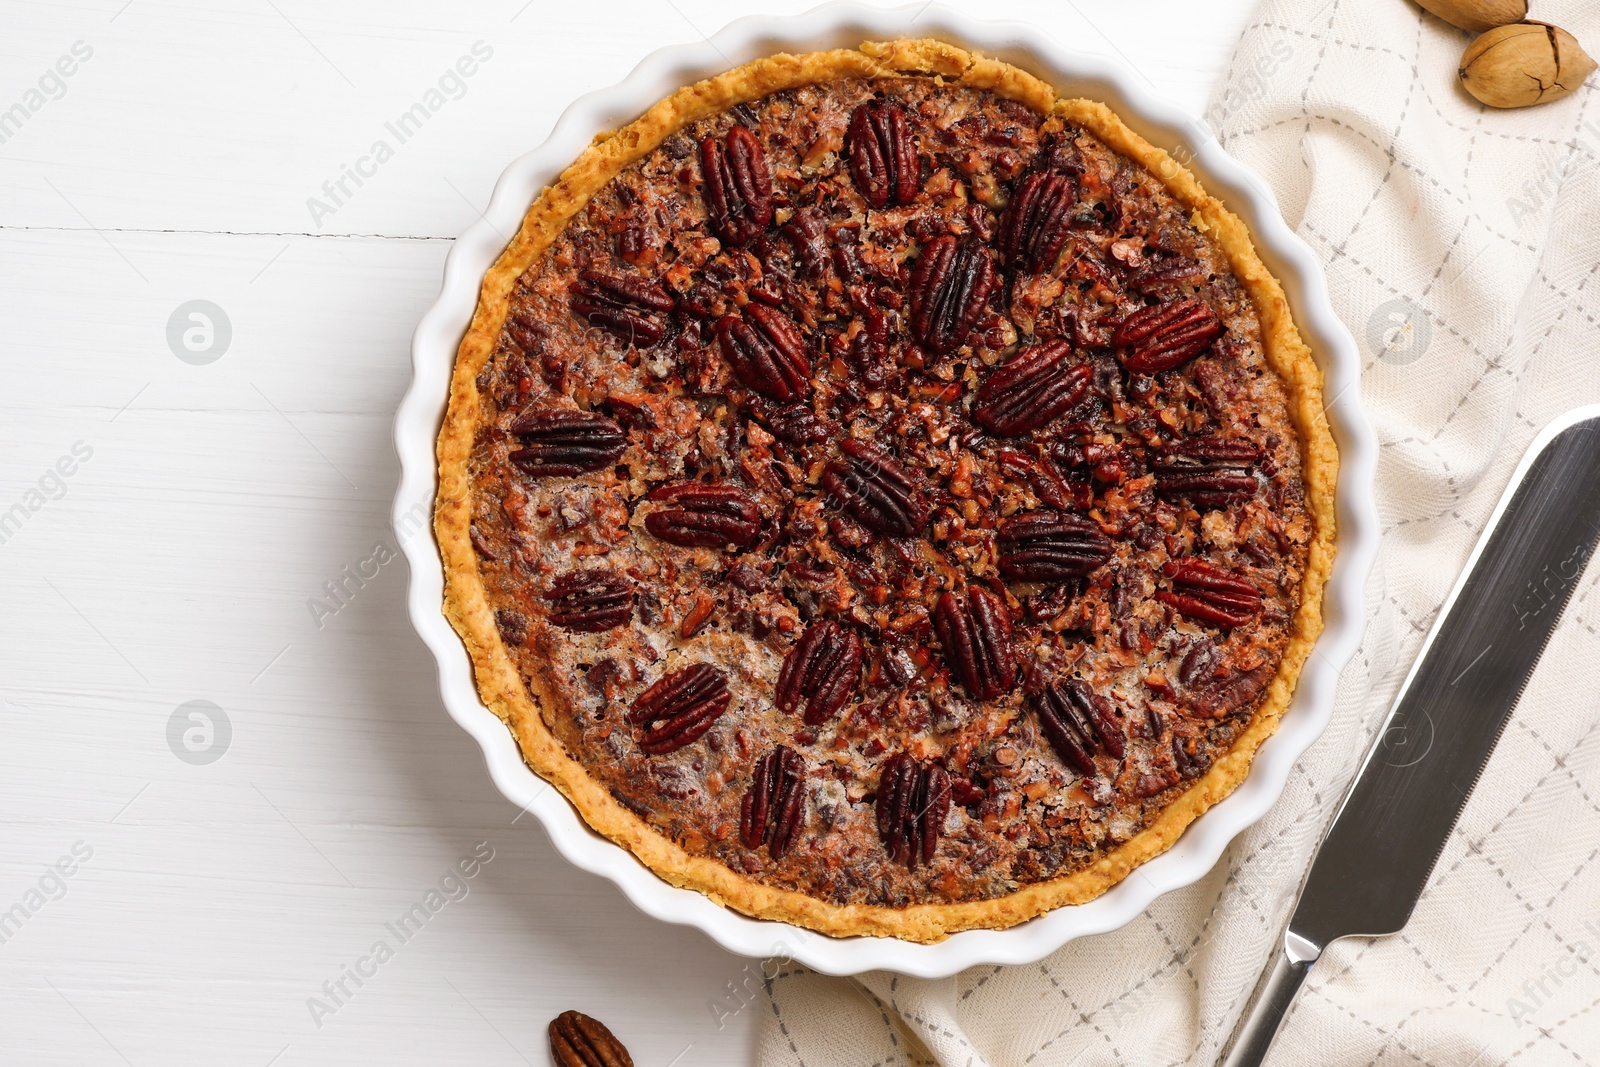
top-left (1220, 406), bottom-right (1600, 1067)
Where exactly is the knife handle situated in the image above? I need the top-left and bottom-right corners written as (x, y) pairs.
top-left (1217, 932), bottom-right (1321, 1067)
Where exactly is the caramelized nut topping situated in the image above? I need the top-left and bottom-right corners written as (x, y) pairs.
top-left (997, 170), bottom-right (1076, 272)
top-left (847, 100), bottom-right (921, 208)
top-left (715, 305), bottom-right (811, 401)
top-left (746, 398), bottom-right (828, 445)
top-left (507, 409), bottom-right (627, 477)
top-left (775, 618), bottom-right (863, 726)
top-left (740, 745), bottom-right (807, 858)
top-left (1153, 437), bottom-right (1261, 509)
top-left (971, 339), bottom-right (1091, 436)
top-left (909, 235), bottom-right (995, 355)
top-left (933, 588), bottom-right (1016, 701)
top-left (1112, 296), bottom-right (1224, 374)
top-left (876, 753), bottom-right (951, 868)
top-left (643, 483), bottom-right (762, 548)
top-left (569, 268), bottom-right (674, 346)
top-left (470, 75), bottom-right (1313, 911)
top-left (628, 663), bottom-right (731, 754)
top-left (1157, 559), bottom-right (1264, 628)
top-left (699, 124), bottom-right (772, 247)
top-left (780, 208), bottom-right (829, 276)
top-left (544, 570), bottom-right (634, 632)
top-left (822, 439), bottom-right (929, 538)
top-left (1032, 680), bottom-right (1125, 776)
top-left (997, 510), bottom-right (1113, 582)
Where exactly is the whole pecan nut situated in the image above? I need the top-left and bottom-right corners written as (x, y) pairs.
top-left (847, 100), bottom-right (920, 208)
top-left (700, 124), bottom-right (773, 247)
top-left (740, 745), bottom-right (807, 858)
top-left (1156, 559), bottom-right (1263, 628)
top-left (643, 483), bottom-right (762, 548)
top-left (933, 587), bottom-right (1016, 701)
top-left (875, 752), bottom-right (951, 868)
top-left (549, 1010), bottom-right (633, 1067)
top-left (569, 269), bottom-right (674, 346)
top-left (909, 235), bottom-right (995, 355)
top-left (746, 398), bottom-right (828, 445)
top-left (543, 570), bottom-right (634, 632)
top-left (775, 618), bottom-right (863, 726)
top-left (628, 662), bottom-right (731, 755)
top-left (1152, 437), bottom-right (1261, 509)
top-left (508, 409), bottom-right (627, 476)
top-left (997, 170), bottom-right (1076, 272)
top-left (1032, 679), bottom-right (1125, 776)
top-left (506, 308), bottom-right (550, 356)
top-left (971, 339), bottom-right (1091, 436)
top-left (1187, 662), bottom-right (1275, 719)
top-left (714, 305), bottom-right (811, 401)
top-left (1111, 296), bottom-right (1223, 374)
top-left (822, 439), bottom-right (929, 538)
top-left (997, 510), bottom-right (1113, 582)
top-left (1177, 637), bottom-right (1221, 690)
top-left (1131, 255), bottom-right (1206, 293)
top-left (780, 208), bottom-right (829, 277)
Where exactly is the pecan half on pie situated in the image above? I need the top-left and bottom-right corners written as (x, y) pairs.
top-left (436, 39), bottom-right (1336, 942)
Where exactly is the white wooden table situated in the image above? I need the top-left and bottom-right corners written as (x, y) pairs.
top-left (0, 2), bottom-right (1257, 1062)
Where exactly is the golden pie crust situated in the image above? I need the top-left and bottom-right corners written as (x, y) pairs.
top-left (435, 38), bottom-right (1337, 942)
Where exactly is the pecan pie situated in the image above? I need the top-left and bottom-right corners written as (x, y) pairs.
top-left (436, 39), bottom-right (1336, 942)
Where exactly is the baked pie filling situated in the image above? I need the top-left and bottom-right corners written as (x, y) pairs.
top-left (438, 41), bottom-right (1334, 939)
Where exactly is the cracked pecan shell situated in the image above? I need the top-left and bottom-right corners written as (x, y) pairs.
top-left (909, 235), bottom-right (995, 355)
top-left (1153, 437), bottom-right (1261, 509)
top-left (847, 100), bottom-right (920, 208)
top-left (507, 409), bottom-right (627, 476)
top-left (775, 618), bottom-right (863, 727)
top-left (822, 439), bottom-right (928, 538)
top-left (643, 483), bottom-right (762, 548)
top-left (933, 588), bottom-right (1016, 701)
top-left (543, 570), bottom-right (634, 632)
top-left (699, 124), bottom-right (772, 248)
top-left (628, 662), bottom-right (731, 755)
top-left (1112, 296), bottom-right (1224, 374)
top-left (971, 339), bottom-right (1091, 436)
top-left (715, 305), bottom-right (811, 401)
top-left (997, 170), bottom-right (1076, 272)
top-left (569, 269), bottom-right (674, 346)
top-left (997, 510), bottom-right (1113, 583)
top-left (740, 745), bottom-right (807, 858)
top-left (875, 752), bottom-right (951, 869)
top-left (1032, 679), bottom-right (1125, 776)
top-left (549, 1010), bottom-right (633, 1067)
top-left (1157, 559), bottom-right (1263, 628)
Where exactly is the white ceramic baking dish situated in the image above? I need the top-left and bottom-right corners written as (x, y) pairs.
top-left (393, 1), bottom-right (1379, 978)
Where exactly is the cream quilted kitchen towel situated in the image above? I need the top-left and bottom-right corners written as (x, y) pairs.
top-left (760, 1), bottom-right (1600, 1063)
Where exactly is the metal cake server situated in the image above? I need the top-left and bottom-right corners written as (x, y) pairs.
top-left (1220, 406), bottom-right (1600, 1066)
